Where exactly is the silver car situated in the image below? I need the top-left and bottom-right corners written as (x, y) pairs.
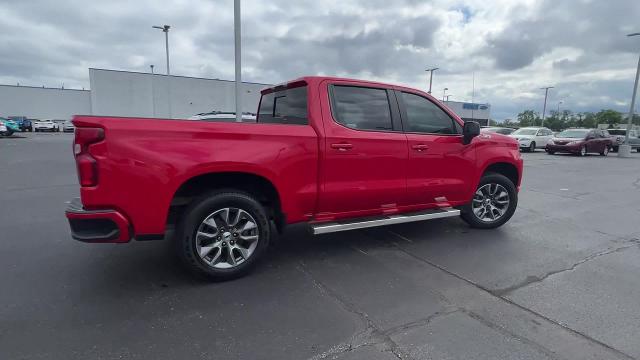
top-left (62, 121), bottom-right (75, 133)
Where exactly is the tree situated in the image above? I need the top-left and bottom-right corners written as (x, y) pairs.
top-left (517, 110), bottom-right (539, 127)
top-left (594, 109), bottom-right (623, 127)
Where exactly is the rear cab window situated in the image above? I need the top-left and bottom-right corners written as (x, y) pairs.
top-left (257, 85), bottom-right (308, 125)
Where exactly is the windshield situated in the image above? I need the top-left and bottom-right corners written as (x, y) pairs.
top-left (607, 129), bottom-right (626, 135)
top-left (556, 129), bottom-right (589, 138)
top-left (512, 128), bottom-right (538, 135)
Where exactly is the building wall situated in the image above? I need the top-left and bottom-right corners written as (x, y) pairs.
top-left (0, 85), bottom-right (91, 120)
top-left (443, 101), bottom-right (491, 125)
top-left (89, 68), bottom-right (269, 119)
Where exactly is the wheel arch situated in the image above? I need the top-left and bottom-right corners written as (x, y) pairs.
top-left (167, 171), bottom-right (285, 232)
top-left (482, 162), bottom-right (520, 187)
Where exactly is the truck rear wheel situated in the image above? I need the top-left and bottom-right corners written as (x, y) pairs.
top-left (460, 173), bottom-right (517, 229)
top-left (176, 190), bottom-right (271, 281)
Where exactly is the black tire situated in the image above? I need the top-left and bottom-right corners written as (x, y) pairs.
top-left (176, 190), bottom-right (271, 281)
top-left (578, 145), bottom-right (586, 156)
top-left (600, 146), bottom-right (609, 156)
top-left (529, 142), bottom-right (536, 152)
top-left (460, 173), bottom-right (518, 229)
top-left (612, 146), bottom-right (619, 152)
top-left (546, 149), bottom-right (555, 155)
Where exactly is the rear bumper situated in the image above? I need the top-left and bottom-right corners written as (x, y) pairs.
top-left (65, 198), bottom-right (131, 243)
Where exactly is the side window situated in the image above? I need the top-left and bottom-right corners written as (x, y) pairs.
top-left (257, 86), bottom-right (308, 125)
top-left (331, 86), bottom-right (393, 131)
top-left (401, 92), bottom-right (458, 134)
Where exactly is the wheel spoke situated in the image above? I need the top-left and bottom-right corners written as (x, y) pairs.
top-left (208, 248), bottom-right (222, 265)
top-left (240, 234), bottom-right (258, 242)
top-left (229, 209), bottom-right (243, 227)
top-left (235, 246), bottom-right (249, 260)
top-left (227, 247), bottom-right (237, 266)
top-left (203, 217), bottom-right (218, 229)
top-left (197, 231), bottom-right (216, 239)
top-left (242, 221), bottom-right (257, 232)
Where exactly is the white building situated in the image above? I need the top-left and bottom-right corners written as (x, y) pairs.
top-left (0, 68), bottom-right (270, 121)
top-left (443, 101), bottom-right (491, 126)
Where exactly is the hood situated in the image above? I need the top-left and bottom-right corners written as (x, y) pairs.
top-left (551, 137), bottom-right (584, 144)
top-left (509, 134), bottom-right (534, 140)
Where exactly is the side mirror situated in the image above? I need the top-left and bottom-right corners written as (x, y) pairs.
top-left (462, 121), bottom-right (480, 145)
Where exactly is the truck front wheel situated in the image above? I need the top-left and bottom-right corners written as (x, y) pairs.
top-left (460, 173), bottom-right (517, 229)
top-left (177, 190), bottom-right (271, 281)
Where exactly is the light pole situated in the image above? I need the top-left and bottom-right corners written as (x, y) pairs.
top-left (442, 88), bottom-right (448, 102)
top-left (234, 0), bottom-right (242, 123)
top-left (619, 32), bottom-right (640, 157)
top-left (152, 25), bottom-right (171, 75)
top-left (150, 64), bottom-right (155, 74)
top-left (425, 67), bottom-right (438, 94)
top-left (445, 95), bottom-right (452, 101)
top-left (540, 86), bottom-right (554, 127)
top-left (557, 101), bottom-right (563, 115)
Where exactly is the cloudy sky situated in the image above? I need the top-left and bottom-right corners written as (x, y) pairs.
top-left (1, 0), bottom-right (639, 120)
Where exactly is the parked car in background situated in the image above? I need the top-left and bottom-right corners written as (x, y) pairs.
top-left (509, 127), bottom-right (553, 152)
top-left (545, 129), bottom-right (612, 156)
top-left (34, 119), bottom-right (59, 132)
top-left (607, 129), bottom-right (640, 152)
top-left (62, 121), bottom-right (75, 132)
top-left (481, 127), bottom-right (515, 135)
top-left (0, 122), bottom-right (6, 135)
top-left (1, 118), bottom-right (20, 136)
top-left (8, 116), bottom-right (32, 132)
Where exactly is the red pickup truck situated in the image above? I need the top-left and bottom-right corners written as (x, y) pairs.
top-left (66, 76), bottom-right (522, 280)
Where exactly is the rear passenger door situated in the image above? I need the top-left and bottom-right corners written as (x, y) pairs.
top-left (398, 90), bottom-right (476, 207)
top-left (316, 82), bottom-right (408, 218)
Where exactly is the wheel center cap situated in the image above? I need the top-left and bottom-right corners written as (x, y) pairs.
top-left (222, 232), bottom-right (232, 241)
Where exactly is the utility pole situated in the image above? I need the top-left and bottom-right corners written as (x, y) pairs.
top-left (557, 101), bottom-right (563, 115)
top-left (234, 0), bottom-right (242, 123)
top-left (425, 67), bottom-right (438, 94)
top-left (442, 88), bottom-right (448, 102)
top-left (152, 25), bottom-right (171, 75)
top-left (540, 86), bottom-right (554, 127)
top-left (619, 32), bottom-right (640, 157)
top-left (150, 64), bottom-right (155, 74)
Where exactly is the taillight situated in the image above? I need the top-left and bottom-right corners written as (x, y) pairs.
top-left (73, 127), bottom-right (104, 187)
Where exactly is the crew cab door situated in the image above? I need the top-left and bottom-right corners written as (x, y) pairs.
top-left (397, 90), bottom-right (476, 207)
top-left (316, 81), bottom-right (408, 219)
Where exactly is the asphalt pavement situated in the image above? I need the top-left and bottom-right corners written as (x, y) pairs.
top-left (1, 132), bottom-right (639, 360)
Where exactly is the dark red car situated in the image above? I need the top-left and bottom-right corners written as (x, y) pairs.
top-left (545, 129), bottom-right (612, 156)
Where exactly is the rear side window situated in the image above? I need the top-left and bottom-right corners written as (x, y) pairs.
top-left (401, 92), bottom-right (458, 134)
top-left (257, 86), bottom-right (308, 125)
top-left (331, 86), bottom-right (393, 131)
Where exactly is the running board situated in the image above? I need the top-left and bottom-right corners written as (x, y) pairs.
top-left (310, 208), bottom-right (460, 235)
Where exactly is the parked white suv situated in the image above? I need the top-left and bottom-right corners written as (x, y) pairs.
top-left (34, 120), bottom-right (58, 132)
top-left (509, 127), bottom-right (553, 152)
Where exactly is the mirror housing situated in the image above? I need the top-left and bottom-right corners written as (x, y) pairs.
top-left (462, 121), bottom-right (480, 145)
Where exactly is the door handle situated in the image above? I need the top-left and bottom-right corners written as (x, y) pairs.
top-left (331, 143), bottom-right (353, 151)
top-left (411, 144), bottom-right (429, 152)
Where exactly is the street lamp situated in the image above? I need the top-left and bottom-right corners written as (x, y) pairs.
top-left (445, 95), bottom-right (452, 101)
top-left (152, 25), bottom-right (171, 75)
top-left (150, 64), bottom-right (155, 74)
top-left (540, 86), bottom-right (554, 127)
top-left (425, 67), bottom-right (438, 94)
top-left (619, 32), bottom-right (640, 157)
top-left (442, 88), bottom-right (448, 102)
top-left (234, 0), bottom-right (242, 123)
top-left (557, 101), bottom-right (563, 115)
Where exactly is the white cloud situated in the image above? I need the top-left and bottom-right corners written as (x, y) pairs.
top-left (0, 0), bottom-right (639, 120)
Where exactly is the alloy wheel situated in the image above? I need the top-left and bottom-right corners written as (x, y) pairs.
top-left (195, 207), bottom-right (259, 269)
top-left (471, 183), bottom-right (510, 223)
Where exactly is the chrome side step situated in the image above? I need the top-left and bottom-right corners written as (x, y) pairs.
top-left (310, 208), bottom-right (460, 235)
